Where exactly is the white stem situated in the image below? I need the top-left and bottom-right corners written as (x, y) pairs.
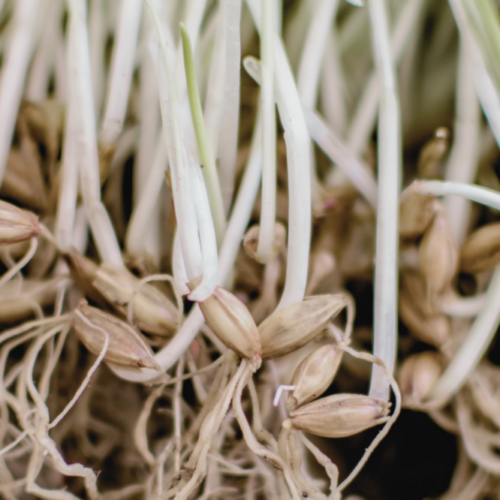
top-left (126, 136), bottom-right (168, 258)
top-left (88, 0), bottom-right (107, 118)
top-left (416, 180), bottom-right (500, 210)
top-left (296, 0), bottom-right (340, 227)
top-left (345, 0), bottom-right (424, 158)
top-left (55, 55), bottom-right (78, 252)
top-left (444, 41), bottom-right (481, 246)
top-left (72, 206), bottom-right (89, 254)
top-left (112, 109), bottom-right (263, 382)
top-left (25, 0), bottom-right (62, 101)
top-left (67, 0), bottom-right (123, 268)
top-left (429, 266), bottom-right (500, 402)
top-left (187, 164), bottom-right (219, 303)
top-left (182, 0), bottom-right (208, 48)
top-left (282, 0), bottom-right (312, 72)
top-left (99, 0), bottom-right (143, 146)
top-left (441, 293), bottom-right (487, 318)
top-left (195, 7), bottom-right (218, 102)
top-left (204, 0), bottom-right (242, 213)
top-left (367, 0), bottom-right (401, 402)
top-left (146, 0), bottom-right (203, 281)
top-left (203, 6), bottom-right (225, 151)
top-left (217, 0), bottom-right (242, 208)
top-left (398, 2), bottom-right (423, 134)
top-left (448, 0), bottom-right (500, 150)
top-left (133, 4), bottom-right (163, 263)
top-left (181, 22), bottom-right (226, 244)
top-left (54, 26), bottom-right (66, 101)
top-left (135, 8), bottom-right (161, 206)
top-left (0, 0), bottom-right (38, 185)
top-left (172, 231), bottom-right (190, 296)
top-left (219, 109), bottom-right (262, 283)
top-left (246, 0), bottom-right (312, 309)
top-left (274, 37), bottom-right (312, 309)
top-left (256, 0), bottom-right (277, 264)
top-left (321, 28), bottom-right (346, 135)
top-left (297, 0), bottom-right (339, 110)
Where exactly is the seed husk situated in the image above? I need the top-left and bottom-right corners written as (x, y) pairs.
top-left (258, 294), bottom-right (347, 359)
top-left (398, 351), bottom-right (442, 405)
top-left (400, 268), bottom-right (433, 315)
top-left (418, 210), bottom-right (458, 304)
top-left (63, 248), bottom-right (107, 307)
top-left (93, 263), bottom-right (178, 337)
top-left (198, 286), bottom-right (262, 366)
top-left (0, 277), bottom-right (60, 323)
top-left (1, 147), bottom-right (47, 211)
top-left (417, 127), bottom-right (450, 178)
top-left (19, 100), bottom-right (63, 170)
top-left (27, 217), bottom-right (57, 278)
top-left (73, 301), bottom-right (162, 372)
top-left (0, 200), bottom-right (40, 246)
top-left (399, 186), bottom-right (437, 241)
top-left (399, 270), bottom-right (450, 346)
top-left (286, 344), bottom-right (343, 412)
top-left (460, 222), bottom-right (500, 274)
top-left (243, 222), bottom-right (287, 263)
top-left (306, 251), bottom-right (335, 295)
top-left (288, 393), bottom-right (391, 438)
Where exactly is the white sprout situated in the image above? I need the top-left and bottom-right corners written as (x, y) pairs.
top-left (146, 0), bottom-right (204, 282)
top-left (255, 0), bottom-right (277, 264)
top-left (297, 0), bottom-right (340, 206)
top-left (246, 0), bottom-right (312, 310)
top-left (125, 137), bottom-right (168, 260)
top-left (336, 0), bottom-right (424, 163)
top-left (320, 28), bottom-right (346, 135)
top-left (444, 42), bottom-right (481, 246)
top-left (0, 0), bottom-right (39, 184)
top-left (204, 0), bottom-right (243, 213)
top-left (366, 0), bottom-right (401, 402)
top-left (67, 0), bottom-right (124, 268)
top-left (88, 0), bottom-right (108, 117)
top-left (449, 0), bottom-right (500, 149)
top-left (55, 51), bottom-right (78, 252)
top-left (99, 0), bottom-right (143, 147)
top-left (25, 0), bottom-right (62, 101)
